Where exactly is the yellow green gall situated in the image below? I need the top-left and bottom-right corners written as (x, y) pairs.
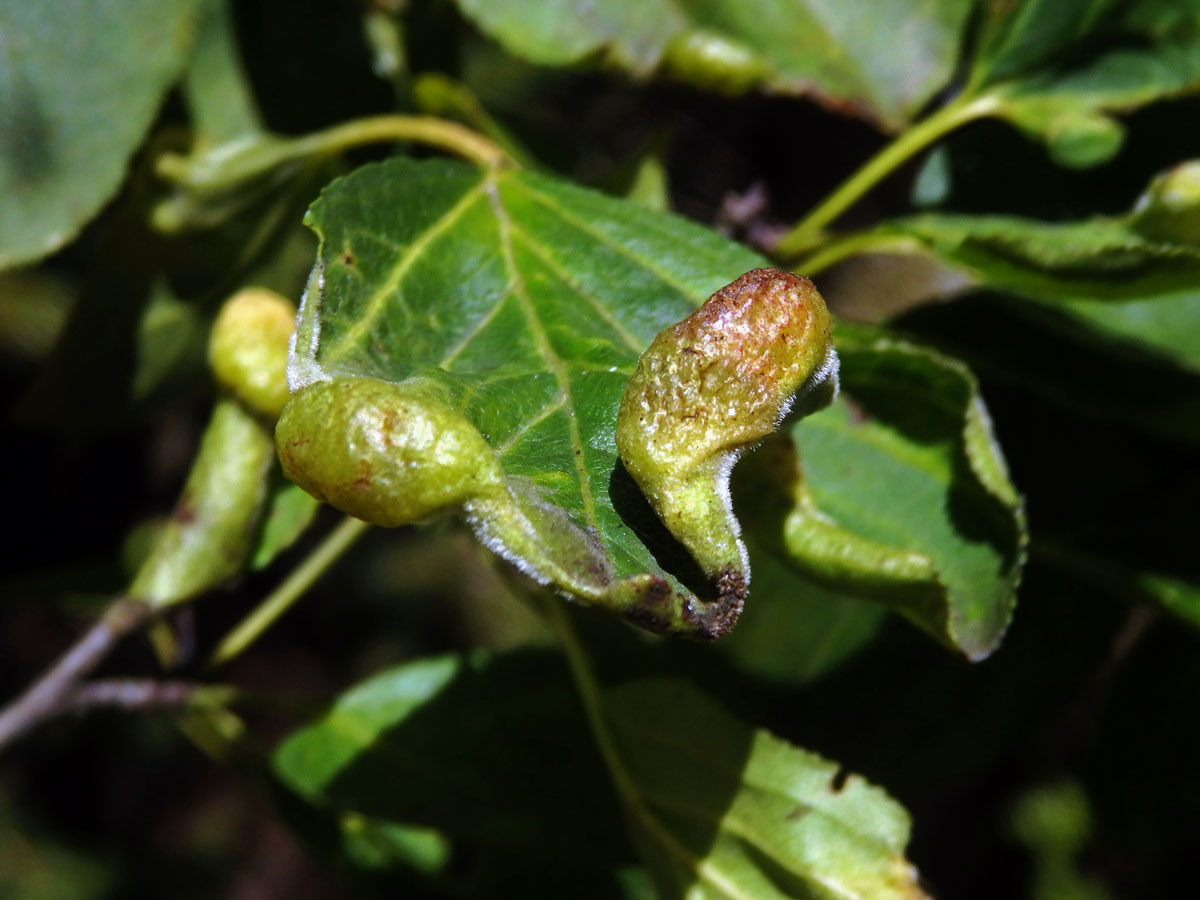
top-left (209, 287), bottom-right (297, 418)
top-left (616, 268), bottom-right (838, 626)
top-left (275, 377), bottom-right (504, 527)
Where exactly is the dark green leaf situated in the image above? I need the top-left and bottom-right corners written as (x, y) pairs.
top-left (898, 292), bottom-right (1200, 447)
top-left (1034, 541), bottom-right (1200, 632)
top-left (1047, 291), bottom-right (1200, 374)
top-left (272, 651), bottom-right (629, 857)
top-left (970, 0), bottom-right (1121, 86)
top-left (182, 0), bottom-right (262, 146)
top-left (879, 161), bottom-right (1200, 374)
top-left (0, 797), bottom-right (114, 900)
top-left (884, 213), bottom-right (1200, 302)
top-left (276, 651), bottom-right (928, 897)
top-left (741, 324), bottom-right (1026, 660)
top-left (0, 0), bottom-right (203, 268)
top-left (969, 1), bottom-right (1200, 167)
top-left (452, 0), bottom-right (973, 130)
top-left (1141, 571), bottom-right (1200, 631)
top-left (605, 678), bottom-right (929, 899)
top-left (249, 478), bottom-right (321, 571)
top-left (720, 544), bottom-right (887, 684)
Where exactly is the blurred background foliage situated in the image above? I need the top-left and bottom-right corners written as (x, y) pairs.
top-left (1, 0), bottom-right (1199, 897)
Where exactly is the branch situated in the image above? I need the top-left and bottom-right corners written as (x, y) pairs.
top-left (63, 678), bottom-right (229, 715)
top-left (0, 596), bottom-right (154, 751)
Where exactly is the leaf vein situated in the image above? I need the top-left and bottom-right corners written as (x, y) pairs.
top-left (486, 179), bottom-right (601, 531)
top-left (506, 221), bottom-right (645, 353)
top-left (326, 177), bottom-right (489, 361)
top-left (504, 178), bottom-right (706, 305)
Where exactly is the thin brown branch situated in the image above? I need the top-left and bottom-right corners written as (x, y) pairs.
top-left (0, 596), bottom-right (154, 751)
top-left (62, 678), bottom-right (205, 715)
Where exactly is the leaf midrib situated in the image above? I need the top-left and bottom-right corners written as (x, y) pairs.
top-left (486, 177), bottom-right (602, 532)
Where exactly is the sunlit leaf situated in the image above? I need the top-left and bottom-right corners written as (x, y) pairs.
top-left (606, 678), bottom-right (929, 899)
top-left (291, 156), bottom-right (775, 634)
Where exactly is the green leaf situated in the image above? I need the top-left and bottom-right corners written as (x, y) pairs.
top-left (1047, 291), bottom-right (1200, 375)
top-left (0, 0), bottom-right (203, 268)
top-left (969, 1), bottom-right (1200, 167)
top-left (249, 478), bottom-right (321, 571)
top-left (897, 292), bottom-right (1200, 446)
top-left (337, 813), bottom-right (450, 875)
top-left (1035, 541), bottom-right (1200, 632)
top-left (719, 548), bottom-right (887, 684)
top-left (1140, 571), bottom-right (1200, 631)
top-left (452, 0), bottom-right (974, 130)
top-left (182, 0), bottom-right (262, 146)
top-left (291, 156), bottom-right (778, 635)
top-left (884, 213), bottom-right (1200, 303)
top-left (272, 651), bottom-right (629, 857)
top-left (741, 324), bottom-right (1026, 660)
top-left (879, 162), bottom-right (1200, 374)
top-left (275, 651), bottom-right (928, 897)
top-left (605, 678), bottom-right (929, 899)
top-left (970, 0), bottom-right (1122, 86)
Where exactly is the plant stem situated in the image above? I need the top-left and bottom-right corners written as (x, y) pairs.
top-left (0, 596), bottom-right (154, 751)
top-left (774, 94), bottom-right (999, 260)
top-left (545, 601), bottom-right (640, 802)
top-left (797, 232), bottom-right (927, 277)
top-left (545, 601), bottom-right (732, 892)
top-left (208, 516), bottom-right (370, 668)
top-left (62, 679), bottom-right (235, 715)
top-left (289, 114), bottom-right (510, 168)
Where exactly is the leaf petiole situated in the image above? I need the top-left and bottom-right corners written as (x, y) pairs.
top-left (545, 601), bottom-right (738, 895)
top-left (208, 516), bottom-right (370, 669)
top-left (795, 231), bottom-right (928, 276)
top-left (774, 93), bottom-right (1000, 260)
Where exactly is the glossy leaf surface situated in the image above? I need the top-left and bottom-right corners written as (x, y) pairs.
top-left (293, 156), bottom-right (1022, 653)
